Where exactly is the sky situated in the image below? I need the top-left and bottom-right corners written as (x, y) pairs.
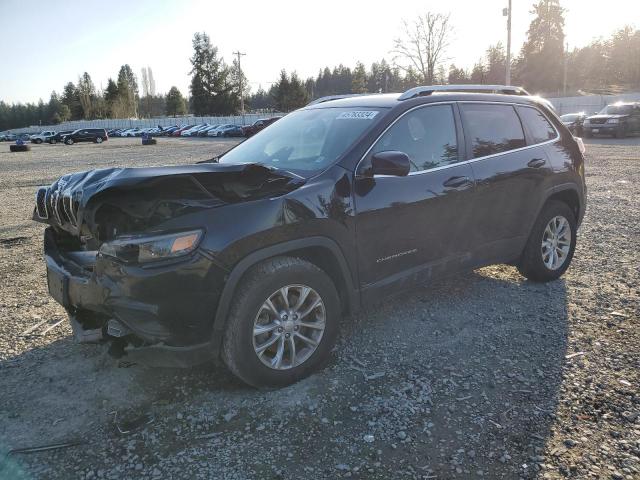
top-left (0, 0), bottom-right (638, 104)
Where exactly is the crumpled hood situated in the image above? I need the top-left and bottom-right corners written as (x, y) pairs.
top-left (33, 162), bottom-right (305, 243)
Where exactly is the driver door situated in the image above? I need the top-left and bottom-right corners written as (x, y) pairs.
top-left (353, 103), bottom-right (476, 297)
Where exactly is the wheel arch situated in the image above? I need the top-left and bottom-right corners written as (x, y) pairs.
top-left (211, 237), bottom-right (359, 356)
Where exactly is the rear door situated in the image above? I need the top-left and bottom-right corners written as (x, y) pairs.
top-left (459, 102), bottom-right (558, 264)
top-left (354, 103), bottom-right (476, 295)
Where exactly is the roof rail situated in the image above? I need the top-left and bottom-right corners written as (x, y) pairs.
top-left (398, 84), bottom-right (530, 101)
top-left (306, 93), bottom-right (372, 106)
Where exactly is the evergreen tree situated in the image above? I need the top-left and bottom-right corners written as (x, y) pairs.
top-left (103, 78), bottom-right (119, 117)
top-left (77, 72), bottom-right (96, 119)
top-left (484, 43), bottom-right (506, 84)
top-left (272, 70), bottom-right (308, 111)
top-left (116, 64), bottom-right (139, 117)
top-left (515, 0), bottom-right (565, 93)
top-left (165, 87), bottom-right (187, 116)
top-left (61, 82), bottom-right (82, 120)
top-left (189, 32), bottom-right (236, 115)
top-left (351, 62), bottom-right (367, 93)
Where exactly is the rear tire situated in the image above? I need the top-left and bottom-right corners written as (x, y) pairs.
top-left (50, 138), bottom-right (57, 144)
top-left (222, 256), bottom-right (340, 388)
top-left (35, 139), bottom-right (42, 144)
top-left (65, 138), bottom-right (74, 145)
top-left (518, 200), bottom-right (577, 282)
top-left (95, 136), bottom-right (103, 144)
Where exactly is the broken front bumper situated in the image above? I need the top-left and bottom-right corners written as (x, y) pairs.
top-left (44, 227), bottom-right (227, 364)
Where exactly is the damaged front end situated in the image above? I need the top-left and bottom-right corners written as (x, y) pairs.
top-left (34, 162), bottom-right (305, 365)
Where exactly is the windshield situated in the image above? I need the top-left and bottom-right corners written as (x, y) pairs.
top-left (599, 104), bottom-right (632, 115)
top-left (220, 107), bottom-right (384, 175)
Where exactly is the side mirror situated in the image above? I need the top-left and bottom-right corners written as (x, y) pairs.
top-left (370, 151), bottom-right (411, 177)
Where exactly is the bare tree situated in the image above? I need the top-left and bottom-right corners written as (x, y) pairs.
top-left (392, 12), bottom-right (452, 85)
top-left (141, 68), bottom-right (149, 97)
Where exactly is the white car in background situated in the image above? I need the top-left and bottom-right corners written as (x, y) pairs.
top-left (30, 131), bottom-right (56, 144)
top-left (207, 124), bottom-right (235, 137)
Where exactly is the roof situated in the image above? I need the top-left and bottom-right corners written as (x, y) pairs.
top-left (303, 91), bottom-right (553, 110)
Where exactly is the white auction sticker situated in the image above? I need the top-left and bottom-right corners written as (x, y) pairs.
top-left (337, 111), bottom-right (379, 120)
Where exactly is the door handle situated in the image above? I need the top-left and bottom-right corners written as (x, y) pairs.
top-left (443, 176), bottom-right (472, 189)
top-left (527, 158), bottom-right (546, 168)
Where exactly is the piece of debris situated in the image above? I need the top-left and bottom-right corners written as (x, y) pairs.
top-left (364, 372), bottom-right (386, 381)
top-left (222, 410), bottom-right (237, 422)
top-left (7, 440), bottom-right (81, 455)
top-left (565, 351), bottom-right (586, 359)
top-left (456, 395), bottom-right (472, 401)
top-left (41, 319), bottom-right (65, 335)
top-left (363, 434), bottom-right (375, 443)
top-left (619, 379), bottom-right (632, 387)
top-left (111, 411), bottom-right (155, 434)
top-left (20, 319), bottom-right (48, 336)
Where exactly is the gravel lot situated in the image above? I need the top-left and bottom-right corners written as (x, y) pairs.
top-left (0, 136), bottom-right (638, 480)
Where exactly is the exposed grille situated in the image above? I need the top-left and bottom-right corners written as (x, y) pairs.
top-left (35, 187), bottom-right (48, 219)
top-left (37, 179), bottom-right (81, 229)
top-left (589, 118), bottom-right (607, 125)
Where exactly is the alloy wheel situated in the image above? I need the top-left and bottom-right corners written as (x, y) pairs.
top-left (252, 284), bottom-right (326, 370)
top-left (541, 215), bottom-right (572, 270)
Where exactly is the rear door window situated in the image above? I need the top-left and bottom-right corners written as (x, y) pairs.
top-left (459, 103), bottom-right (526, 159)
top-left (517, 106), bottom-right (557, 144)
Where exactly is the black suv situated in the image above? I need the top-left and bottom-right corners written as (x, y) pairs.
top-left (242, 116), bottom-right (282, 137)
top-left (62, 128), bottom-right (108, 145)
top-left (34, 85), bottom-right (586, 387)
top-left (584, 102), bottom-right (640, 138)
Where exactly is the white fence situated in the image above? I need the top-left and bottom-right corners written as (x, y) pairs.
top-left (4, 92), bottom-right (640, 134)
top-left (548, 92), bottom-right (640, 115)
top-left (2, 113), bottom-right (282, 135)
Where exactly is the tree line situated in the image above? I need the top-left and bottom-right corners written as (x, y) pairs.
top-left (1, 0), bottom-right (639, 131)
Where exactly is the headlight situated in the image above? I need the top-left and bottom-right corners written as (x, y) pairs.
top-left (606, 118), bottom-right (619, 124)
top-left (99, 229), bottom-right (203, 264)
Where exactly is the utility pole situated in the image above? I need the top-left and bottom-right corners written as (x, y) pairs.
top-left (504, 0), bottom-right (512, 85)
top-left (233, 50), bottom-right (246, 122)
top-left (563, 41), bottom-right (568, 96)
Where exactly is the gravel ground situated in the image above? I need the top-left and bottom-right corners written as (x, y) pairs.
top-left (0, 136), bottom-right (638, 480)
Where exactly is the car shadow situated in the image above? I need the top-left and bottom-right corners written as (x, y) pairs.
top-left (0, 265), bottom-right (569, 479)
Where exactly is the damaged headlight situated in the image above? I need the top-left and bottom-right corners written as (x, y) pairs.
top-left (99, 230), bottom-right (203, 264)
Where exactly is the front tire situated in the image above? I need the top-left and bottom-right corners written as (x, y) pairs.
top-left (65, 138), bottom-right (74, 145)
top-left (222, 256), bottom-right (340, 388)
top-left (50, 138), bottom-right (57, 144)
top-left (95, 136), bottom-right (103, 144)
top-left (518, 200), bottom-right (577, 282)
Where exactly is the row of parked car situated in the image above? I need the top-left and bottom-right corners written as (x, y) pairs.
top-left (108, 117), bottom-right (282, 139)
top-left (1, 117), bottom-right (284, 145)
top-left (560, 101), bottom-right (640, 138)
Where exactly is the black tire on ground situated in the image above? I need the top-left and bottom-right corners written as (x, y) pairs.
top-left (142, 138), bottom-right (157, 145)
top-left (222, 256), bottom-right (341, 388)
top-left (35, 139), bottom-right (42, 144)
top-left (517, 200), bottom-right (577, 282)
top-left (95, 136), bottom-right (103, 144)
top-left (584, 130), bottom-right (592, 138)
top-left (65, 138), bottom-right (74, 145)
top-left (10, 144), bottom-right (30, 152)
top-left (613, 126), bottom-right (626, 139)
top-left (49, 138), bottom-right (57, 144)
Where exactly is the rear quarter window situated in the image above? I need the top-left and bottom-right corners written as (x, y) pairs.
top-left (460, 103), bottom-right (526, 159)
top-left (517, 106), bottom-right (557, 144)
